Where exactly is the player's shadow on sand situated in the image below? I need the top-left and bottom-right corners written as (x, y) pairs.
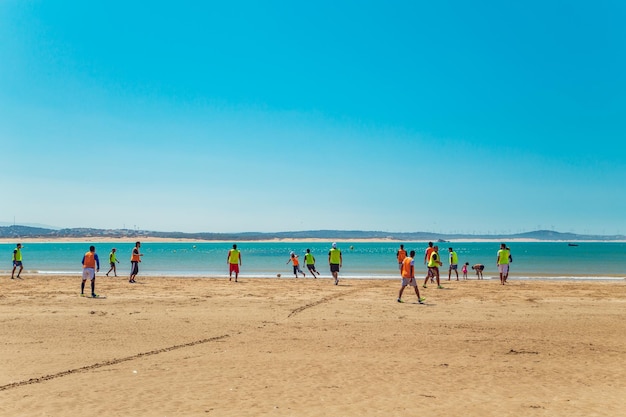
top-left (406, 301), bottom-right (435, 306)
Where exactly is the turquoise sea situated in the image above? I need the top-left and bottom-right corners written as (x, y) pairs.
top-left (2, 241), bottom-right (625, 280)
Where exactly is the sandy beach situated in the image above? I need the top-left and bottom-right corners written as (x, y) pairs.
top-left (1, 275), bottom-right (625, 416)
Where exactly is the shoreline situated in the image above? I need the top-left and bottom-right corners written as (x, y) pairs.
top-left (2, 237), bottom-right (625, 244)
top-left (2, 272), bottom-right (625, 281)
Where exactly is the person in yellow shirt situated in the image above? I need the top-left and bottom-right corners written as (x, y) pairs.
top-left (422, 242), bottom-right (435, 287)
top-left (425, 245), bottom-right (444, 289)
top-left (448, 247), bottom-right (459, 281)
top-left (496, 243), bottom-right (511, 285)
top-left (227, 244), bottom-right (242, 282)
top-left (304, 249), bottom-right (320, 278)
top-left (106, 248), bottom-right (120, 277)
top-left (11, 243), bottom-right (23, 279)
top-left (328, 242), bottom-right (342, 285)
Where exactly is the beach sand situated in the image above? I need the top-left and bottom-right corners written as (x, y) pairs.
top-left (1, 275), bottom-right (625, 416)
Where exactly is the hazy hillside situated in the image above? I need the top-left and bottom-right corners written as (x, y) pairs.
top-left (1, 225), bottom-right (624, 241)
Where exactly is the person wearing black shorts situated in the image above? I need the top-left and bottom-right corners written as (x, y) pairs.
top-left (328, 243), bottom-right (342, 285)
top-left (304, 248), bottom-right (320, 278)
top-left (472, 264), bottom-right (485, 279)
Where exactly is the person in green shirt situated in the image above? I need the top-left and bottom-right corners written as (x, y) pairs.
top-left (448, 247), bottom-right (459, 281)
top-left (427, 245), bottom-right (444, 289)
top-left (496, 243), bottom-right (511, 285)
top-left (227, 244), bottom-right (242, 282)
top-left (11, 243), bottom-right (23, 279)
top-left (106, 248), bottom-right (120, 277)
top-left (304, 248), bottom-right (320, 278)
top-left (328, 242), bottom-right (342, 285)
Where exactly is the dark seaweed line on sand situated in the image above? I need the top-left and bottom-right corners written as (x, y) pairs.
top-left (287, 283), bottom-right (384, 318)
top-left (3, 283), bottom-right (383, 391)
top-left (0, 334), bottom-right (230, 392)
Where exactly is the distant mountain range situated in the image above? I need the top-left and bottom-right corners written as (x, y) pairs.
top-left (1, 225), bottom-right (624, 241)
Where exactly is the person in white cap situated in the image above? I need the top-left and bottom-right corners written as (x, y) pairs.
top-left (328, 242), bottom-right (342, 285)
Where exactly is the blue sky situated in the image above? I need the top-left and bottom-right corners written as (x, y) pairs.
top-left (1, 0), bottom-right (625, 235)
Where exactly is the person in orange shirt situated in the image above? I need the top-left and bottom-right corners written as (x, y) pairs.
top-left (396, 244), bottom-right (407, 276)
top-left (81, 245), bottom-right (100, 298)
top-left (427, 245), bottom-right (444, 289)
top-left (397, 250), bottom-right (425, 304)
top-left (286, 252), bottom-right (306, 278)
top-left (129, 241), bottom-right (143, 283)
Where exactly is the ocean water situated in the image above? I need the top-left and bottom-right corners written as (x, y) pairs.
top-left (1, 241), bottom-right (625, 280)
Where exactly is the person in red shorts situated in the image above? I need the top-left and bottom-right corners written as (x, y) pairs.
top-left (227, 244), bottom-right (242, 282)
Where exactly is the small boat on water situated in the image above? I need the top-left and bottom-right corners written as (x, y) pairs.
top-left (568, 243), bottom-right (579, 247)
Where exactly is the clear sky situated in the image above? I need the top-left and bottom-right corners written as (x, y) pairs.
top-left (1, 1), bottom-right (625, 235)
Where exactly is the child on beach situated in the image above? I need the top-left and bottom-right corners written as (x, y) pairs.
top-left (462, 262), bottom-right (469, 280)
top-left (287, 252), bottom-right (306, 278)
